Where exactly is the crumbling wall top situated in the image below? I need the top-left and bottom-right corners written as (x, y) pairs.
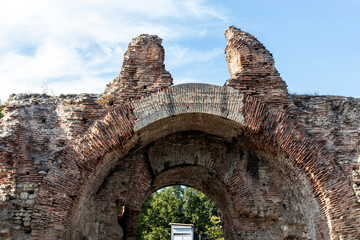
top-left (225, 26), bottom-right (276, 76)
top-left (104, 34), bottom-right (173, 106)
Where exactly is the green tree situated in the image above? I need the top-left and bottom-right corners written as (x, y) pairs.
top-left (183, 187), bottom-right (218, 238)
top-left (137, 186), bottom-right (184, 240)
top-left (137, 185), bottom-right (224, 240)
top-left (205, 216), bottom-right (224, 240)
top-left (0, 100), bottom-right (5, 118)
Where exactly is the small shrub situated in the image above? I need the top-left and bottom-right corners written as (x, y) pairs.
top-left (0, 101), bottom-right (5, 118)
top-left (96, 94), bottom-right (114, 107)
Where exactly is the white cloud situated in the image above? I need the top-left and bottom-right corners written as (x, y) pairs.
top-left (0, 0), bottom-right (226, 101)
top-left (166, 45), bottom-right (223, 68)
top-left (183, 0), bottom-right (228, 21)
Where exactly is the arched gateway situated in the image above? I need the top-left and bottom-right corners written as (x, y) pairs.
top-left (0, 26), bottom-right (359, 240)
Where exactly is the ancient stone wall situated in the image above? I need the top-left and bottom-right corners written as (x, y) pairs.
top-left (0, 26), bottom-right (359, 240)
top-left (0, 93), bottom-right (106, 239)
top-left (291, 95), bottom-right (360, 202)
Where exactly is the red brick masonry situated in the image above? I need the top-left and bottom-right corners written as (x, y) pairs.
top-left (0, 26), bottom-right (359, 240)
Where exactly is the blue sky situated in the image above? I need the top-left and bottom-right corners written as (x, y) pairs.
top-left (0, 0), bottom-right (359, 102)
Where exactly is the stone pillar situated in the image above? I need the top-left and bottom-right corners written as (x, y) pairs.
top-left (224, 26), bottom-right (292, 110)
top-left (124, 207), bottom-right (141, 240)
top-left (103, 34), bottom-right (173, 106)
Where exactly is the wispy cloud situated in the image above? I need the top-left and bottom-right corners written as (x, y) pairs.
top-left (0, 0), bottom-right (226, 101)
top-left (182, 0), bottom-right (228, 21)
top-left (166, 45), bottom-right (223, 68)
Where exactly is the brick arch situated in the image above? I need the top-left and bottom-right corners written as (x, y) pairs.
top-left (145, 165), bottom-right (236, 210)
top-left (32, 84), bottom-right (359, 239)
top-left (131, 165), bottom-right (237, 238)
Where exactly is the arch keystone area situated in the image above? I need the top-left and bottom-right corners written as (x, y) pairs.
top-left (0, 26), bottom-right (359, 240)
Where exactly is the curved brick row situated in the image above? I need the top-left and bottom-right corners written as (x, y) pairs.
top-left (31, 83), bottom-right (359, 239)
top-left (242, 94), bottom-right (360, 238)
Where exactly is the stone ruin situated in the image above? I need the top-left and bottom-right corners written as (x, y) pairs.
top-left (0, 26), bottom-right (359, 240)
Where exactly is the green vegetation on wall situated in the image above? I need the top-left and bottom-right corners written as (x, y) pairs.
top-left (0, 101), bottom-right (5, 118)
top-left (136, 185), bottom-right (224, 240)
